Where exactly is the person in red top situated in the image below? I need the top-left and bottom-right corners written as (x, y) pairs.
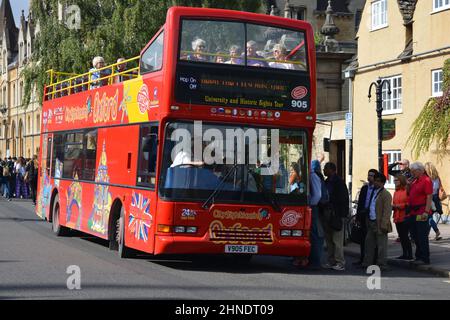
top-left (393, 175), bottom-right (412, 260)
top-left (408, 162), bottom-right (433, 265)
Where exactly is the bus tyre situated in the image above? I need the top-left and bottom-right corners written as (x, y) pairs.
top-left (52, 195), bottom-right (69, 236)
top-left (118, 207), bottom-right (134, 259)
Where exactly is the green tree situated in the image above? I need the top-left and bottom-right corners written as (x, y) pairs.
top-left (23, 0), bottom-right (262, 106)
top-left (407, 58), bottom-right (450, 160)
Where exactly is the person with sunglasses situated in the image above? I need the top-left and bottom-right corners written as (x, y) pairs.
top-left (354, 169), bottom-right (379, 266)
top-left (269, 44), bottom-right (294, 70)
top-left (388, 158), bottom-right (412, 181)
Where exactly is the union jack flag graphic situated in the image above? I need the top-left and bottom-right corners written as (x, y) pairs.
top-left (129, 192), bottom-right (152, 242)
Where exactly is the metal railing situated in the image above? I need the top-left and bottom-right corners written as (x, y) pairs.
top-left (45, 56), bottom-right (140, 100)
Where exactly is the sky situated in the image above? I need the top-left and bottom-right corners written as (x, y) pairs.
top-left (11, 0), bottom-right (30, 27)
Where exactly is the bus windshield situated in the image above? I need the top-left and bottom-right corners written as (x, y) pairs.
top-left (179, 19), bottom-right (307, 71)
top-left (159, 121), bottom-right (308, 205)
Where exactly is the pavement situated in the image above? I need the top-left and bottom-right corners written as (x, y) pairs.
top-left (344, 221), bottom-right (450, 278)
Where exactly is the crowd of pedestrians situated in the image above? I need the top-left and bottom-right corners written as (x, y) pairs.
top-left (352, 159), bottom-right (447, 269)
top-left (300, 157), bottom-right (446, 272)
top-left (0, 156), bottom-right (39, 205)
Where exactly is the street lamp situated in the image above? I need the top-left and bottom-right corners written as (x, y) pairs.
top-left (368, 79), bottom-right (391, 173)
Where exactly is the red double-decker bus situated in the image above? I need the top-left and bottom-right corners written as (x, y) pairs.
top-left (36, 6), bottom-right (316, 260)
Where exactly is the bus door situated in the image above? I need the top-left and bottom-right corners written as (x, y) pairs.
top-left (132, 123), bottom-right (159, 252)
top-left (37, 133), bottom-right (53, 220)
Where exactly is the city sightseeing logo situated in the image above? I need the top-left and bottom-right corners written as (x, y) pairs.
top-left (137, 84), bottom-right (159, 113)
top-left (291, 86), bottom-right (308, 100)
top-left (280, 210), bottom-right (302, 227)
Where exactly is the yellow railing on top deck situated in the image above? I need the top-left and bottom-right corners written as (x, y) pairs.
top-left (45, 56), bottom-right (140, 100)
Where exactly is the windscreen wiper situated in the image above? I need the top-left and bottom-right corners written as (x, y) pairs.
top-left (249, 169), bottom-right (282, 212)
top-left (201, 164), bottom-right (238, 210)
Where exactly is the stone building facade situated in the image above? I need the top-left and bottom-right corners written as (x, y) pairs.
top-left (0, 0), bottom-right (40, 159)
top-left (351, 0), bottom-right (450, 197)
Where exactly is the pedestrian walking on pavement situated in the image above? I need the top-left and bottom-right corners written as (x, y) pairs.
top-left (393, 174), bottom-right (413, 260)
top-left (321, 162), bottom-right (349, 271)
top-left (26, 155), bottom-right (39, 205)
top-left (362, 173), bottom-right (392, 271)
top-left (8, 157), bottom-right (16, 197)
top-left (425, 162), bottom-right (445, 241)
top-left (15, 157), bottom-right (29, 199)
top-left (2, 165), bottom-right (11, 200)
top-left (408, 162), bottom-right (433, 265)
top-left (354, 168), bottom-right (379, 266)
top-left (305, 160), bottom-right (325, 270)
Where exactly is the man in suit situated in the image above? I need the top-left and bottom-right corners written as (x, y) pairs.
top-left (354, 169), bottom-right (379, 265)
top-left (322, 162), bottom-right (349, 271)
top-left (362, 173), bottom-right (393, 271)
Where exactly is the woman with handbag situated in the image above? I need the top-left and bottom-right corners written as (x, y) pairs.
top-left (393, 175), bottom-right (413, 260)
top-left (425, 162), bottom-right (444, 240)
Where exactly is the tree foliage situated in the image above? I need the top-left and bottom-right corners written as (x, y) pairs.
top-left (23, 0), bottom-right (262, 106)
top-left (407, 58), bottom-right (450, 160)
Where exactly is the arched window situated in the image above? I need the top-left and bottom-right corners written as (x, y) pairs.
top-left (20, 82), bottom-right (24, 106)
top-left (36, 114), bottom-right (40, 133)
top-left (12, 84), bottom-right (16, 107)
top-left (27, 115), bottom-right (31, 134)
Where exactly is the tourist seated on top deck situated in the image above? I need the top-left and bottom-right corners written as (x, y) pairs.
top-left (245, 40), bottom-right (269, 67)
top-left (214, 51), bottom-right (227, 64)
top-left (90, 56), bottom-right (111, 89)
top-left (224, 45), bottom-right (244, 65)
top-left (186, 38), bottom-right (209, 62)
top-left (269, 44), bottom-right (294, 70)
top-left (113, 58), bottom-right (136, 83)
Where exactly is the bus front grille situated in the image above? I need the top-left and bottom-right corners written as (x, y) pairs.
top-left (209, 221), bottom-right (274, 244)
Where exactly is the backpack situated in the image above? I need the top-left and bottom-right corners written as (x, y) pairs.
top-left (3, 166), bottom-right (10, 177)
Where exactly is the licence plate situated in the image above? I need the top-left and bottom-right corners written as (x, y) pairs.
top-left (225, 245), bottom-right (258, 254)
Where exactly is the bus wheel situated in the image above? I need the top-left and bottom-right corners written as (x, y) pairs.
top-left (117, 207), bottom-right (134, 259)
top-left (52, 195), bottom-right (69, 236)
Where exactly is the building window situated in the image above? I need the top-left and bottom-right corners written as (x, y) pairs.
top-left (293, 6), bottom-right (306, 20)
top-left (433, 0), bottom-right (450, 11)
top-left (382, 75), bottom-right (402, 114)
top-left (371, 0), bottom-right (388, 30)
top-left (432, 69), bottom-right (443, 97)
top-left (384, 150), bottom-right (402, 189)
top-left (36, 114), bottom-right (41, 133)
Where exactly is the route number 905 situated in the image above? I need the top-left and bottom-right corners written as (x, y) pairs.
top-left (291, 100), bottom-right (308, 109)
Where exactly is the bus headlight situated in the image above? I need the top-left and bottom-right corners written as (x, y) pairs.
top-left (174, 226), bottom-right (186, 233)
top-left (292, 230), bottom-right (303, 237)
top-left (186, 227), bottom-right (198, 234)
top-left (280, 230), bottom-right (292, 237)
